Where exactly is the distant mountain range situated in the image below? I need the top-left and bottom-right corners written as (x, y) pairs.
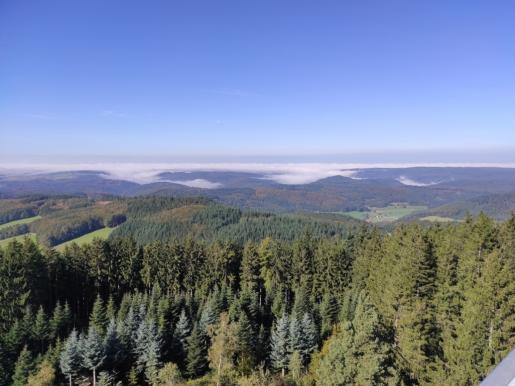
top-left (1, 167), bottom-right (515, 220)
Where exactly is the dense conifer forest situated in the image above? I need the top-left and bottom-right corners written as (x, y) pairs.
top-left (0, 213), bottom-right (513, 385)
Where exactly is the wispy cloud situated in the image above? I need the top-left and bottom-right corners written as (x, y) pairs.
top-left (165, 179), bottom-right (223, 189)
top-left (396, 176), bottom-right (440, 187)
top-left (1, 162), bottom-right (515, 186)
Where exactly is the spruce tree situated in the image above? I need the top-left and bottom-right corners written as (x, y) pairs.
top-left (236, 310), bottom-right (257, 372)
top-left (207, 313), bottom-right (238, 385)
top-left (134, 319), bottom-right (162, 384)
top-left (300, 312), bottom-right (318, 363)
top-left (185, 324), bottom-right (208, 378)
top-left (50, 301), bottom-right (64, 340)
top-left (27, 360), bottom-right (56, 386)
top-left (270, 314), bottom-right (289, 377)
top-left (106, 296), bottom-right (116, 321)
top-left (319, 292), bottom-right (339, 339)
top-left (33, 305), bottom-right (49, 353)
top-left (198, 297), bottom-right (218, 334)
top-left (11, 346), bottom-right (33, 386)
top-left (288, 315), bottom-right (303, 355)
top-left (103, 319), bottom-right (126, 370)
top-left (81, 327), bottom-right (106, 386)
top-left (60, 329), bottom-right (81, 386)
top-left (89, 295), bottom-right (108, 335)
top-left (173, 309), bottom-right (191, 367)
top-left (289, 350), bottom-right (303, 381)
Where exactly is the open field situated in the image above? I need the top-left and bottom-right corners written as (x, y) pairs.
top-left (0, 233), bottom-right (38, 248)
top-left (0, 215), bottom-right (41, 230)
top-left (420, 215), bottom-right (459, 223)
top-left (55, 227), bottom-right (114, 250)
top-left (341, 211), bottom-right (369, 221)
top-left (343, 204), bottom-right (427, 223)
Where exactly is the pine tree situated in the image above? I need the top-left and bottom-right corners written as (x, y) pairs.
top-left (11, 346), bottom-right (33, 386)
top-left (89, 295), bottom-right (108, 335)
top-left (60, 329), bottom-right (81, 386)
top-left (81, 327), bottom-right (106, 386)
top-left (236, 310), bottom-right (257, 372)
top-left (173, 308), bottom-right (191, 367)
top-left (62, 302), bottom-right (72, 334)
top-left (207, 313), bottom-right (238, 386)
top-left (240, 242), bottom-right (262, 295)
top-left (300, 312), bottom-right (318, 363)
top-left (315, 293), bottom-right (398, 386)
top-left (289, 350), bottom-right (303, 381)
top-left (27, 360), bottom-right (56, 386)
top-left (351, 293), bottom-right (398, 385)
top-left (315, 322), bottom-right (354, 386)
top-left (134, 319), bottom-right (162, 384)
top-left (106, 296), bottom-right (116, 321)
top-left (103, 319), bottom-right (126, 370)
top-left (127, 365), bottom-right (139, 386)
top-left (319, 292), bottom-right (339, 339)
top-left (270, 314), bottom-right (289, 377)
top-left (33, 305), bottom-right (49, 353)
top-left (96, 371), bottom-right (115, 386)
top-left (292, 285), bottom-right (310, 318)
top-left (367, 226), bottom-right (437, 383)
top-left (50, 301), bottom-right (64, 340)
top-left (185, 324), bottom-right (208, 378)
top-left (0, 240), bottom-right (30, 332)
top-left (199, 296), bottom-right (219, 334)
top-left (288, 315), bottom-right (302, 356)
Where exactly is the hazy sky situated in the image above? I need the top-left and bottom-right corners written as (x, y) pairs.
top-left (1, 0), bottom-right (514, 160)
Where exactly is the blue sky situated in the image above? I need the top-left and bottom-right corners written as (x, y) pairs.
top-left (1, 0), bottom-right (514, 161)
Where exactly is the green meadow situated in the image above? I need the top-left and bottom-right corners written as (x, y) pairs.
top-left (0, 215), bottom-right (41, 230)
top-left (55, 227), bottom-right (114, 250)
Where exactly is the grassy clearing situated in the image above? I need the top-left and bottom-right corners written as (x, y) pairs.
top-left (341, 211), bottom-right (369, 221)
top-left (0, 233), bottom-right (38, 248)
top-left (0, 215), bottom-right (41, 230)
top-left (368, 205), bottom-right (427, 223)
top-left (55, 227), bottom-right (114, 250)
top-left (343, 204), bottom-right (427, 223)
top-left (420, 215), bottom-right (458, 223)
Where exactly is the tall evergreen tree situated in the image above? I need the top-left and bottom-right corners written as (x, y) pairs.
top-left (300, 312), bottom-right (318, 363)
top-left (134, 319), bottom-right (162, 384)
top-left (319, 292), bottom-right (339, 339)
top-left (60, 330), bottom-right (81, 386)
top-left (208, 313), bottom-right (238, 386)
top-left (33, 306), bottom-right (49, 353)
top-left (235, 310), bottom-right (257, 373)
top-left (11, 346), bottom-right (33, 386)
top-left (81, 327), bottom-right (106, 386)
top-left (270, 314), bottom-right (289, 377)
top-left (185, 324), bottom-right (208, 378)
top-left (89, 295), bottom-right (108, 335)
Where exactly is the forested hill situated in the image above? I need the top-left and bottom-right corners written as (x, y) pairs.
top-left (110, 196), bottom-right (363, 245)
top-left (0, 196), bottom-right (363, 248)
top-left (0, 214), bottom-right (513, 385)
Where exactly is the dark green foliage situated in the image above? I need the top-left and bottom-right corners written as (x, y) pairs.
top-left (320, 292), bottom-right (339, 339)
top-left (89, 295), bottom-right (108, 335)
top-left (11, 346), bottom-right (33, 386)
top-left (185, 325), bottom-right (208, 378)
top-left (0, 210), bottom-right (512, 385)
top-left (134, 319), bottom-right (161, 383)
